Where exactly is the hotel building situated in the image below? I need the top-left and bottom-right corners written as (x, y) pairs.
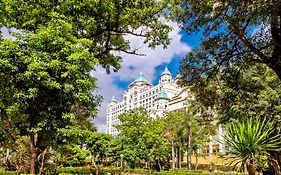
top-left (106, 67), bottom-right (193, 136)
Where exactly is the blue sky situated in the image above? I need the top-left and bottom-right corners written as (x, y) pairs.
top-left (92, 22), bottom-right (202, 132)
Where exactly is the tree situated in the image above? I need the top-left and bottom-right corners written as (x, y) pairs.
top-left (0, 18), bottom-right (99, 173)
top-left (145, 117), bottom-right (170, 171)
top-left (224, 117), bottom-right (281, 175)
top-left (115, 108), bottom-right (169, 169)
top-left (86, 132), bottom-right (112, 175)
top-left (0, 0), bottom-right (171, 72)
top-left (56, 144), bottom-right (90, 167)
top-left (115, 108), bottom-right (151, 168)
top-left (169, 0), bottom-right (281, 81)
top-left (181, 63), bottom-right (281, 170)
top-left (165, 111), bottom-right (189, 170)
top-left (165, 109), bottom-right (215, 170)
top-left (0, 0), bottom-right (170, 173)
top-left (215, 64), bottom-right (281, 123)
top-left (168, 1), bottom-right (281, 170)
top-left (86, 132), bottom-right (112, 163)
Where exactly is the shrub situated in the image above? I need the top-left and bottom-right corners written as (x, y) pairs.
top-left (132, 168), bottom-right (154, 174)
top-left (0, 171), bottom-right (18, 175)
top-left (56, 166), bottom-right (95, 174)
top-left (99, 167), bottom-right (121, 175)
top-left (0, 167), bottom-right (5, 172)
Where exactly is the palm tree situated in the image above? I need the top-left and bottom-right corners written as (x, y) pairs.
top-left (224, 117), bottom-right (281, 175)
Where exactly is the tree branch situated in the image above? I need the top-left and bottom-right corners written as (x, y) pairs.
top-left (229, 19), bottom-right (269, 62)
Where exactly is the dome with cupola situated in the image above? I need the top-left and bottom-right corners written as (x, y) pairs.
top-left (109, 96), bottom-right (117, 102)
top-left (155, 90), bottom-right (170, 100)
top-left (128, 72), bottom-right (152, 89)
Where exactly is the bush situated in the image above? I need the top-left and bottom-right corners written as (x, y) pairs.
top-left (132, 168), bottom-right (154, 174)
top-left (98, 166), bottom-right (241, 175)
top-left (180, 163), bottom-right (236, 172)
top-left (56, 166), bottom-right (95, 174)
top-left (44, 162), bottom-right (57, 175)
top-left (0, 167), bottom-right (17, 175)
top-left (152, 169), bottom-right (242, 175)
top-left (99, 167), bottom-right (121, 175)
top-left (0, 171), bottom-right (18, 175)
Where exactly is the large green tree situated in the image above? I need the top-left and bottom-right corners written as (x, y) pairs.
top-left (0, 18), bottom-right (99, 173)
top-left (0, 1), bottom-right (170, 173)
top-left (182, 63), bottom-right (281, 171)
top-left (0, 0), bottom-right (171, 72)
top-left (165, 109), bottom-right (215, 170)
top-left (168, 0), bottom-right (281, 171)
top-left (169, 0), bottom-right (281, 82)
top-left (115, 108), bottom-right (169, 169)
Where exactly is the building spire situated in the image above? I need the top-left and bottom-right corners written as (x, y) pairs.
top-left (110, 96), bottom-right (117, 102)
top-left (161, 66), bottom-right (172, 76)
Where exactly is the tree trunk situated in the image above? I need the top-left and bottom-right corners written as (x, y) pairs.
top-left (91, 155), bottom-right (99, 175)
top-left (195, 154), bottom-right (198, 170)
top-left (176, 147), bottom-right (178, 168)
top-left (179, 146), bottom-right (182, 169)
top-left (39, 148), bottom-right (48, 175)
top-left (187, 126), bottom-right (192, 170)
top-left (275, 152), bottom-right (281, 174)
top-left (268, 8), bottom-right (281, 80)
top-left (172, 139), bottom-right (175, 171)
top-left (186, 148), bottom-right (188, 169)
top-left (158, 159), bottom-right (162, 171)
top-left (246, 159), bottom-right (256, 175)
top-left (271, 160), bottom-right (281, 175)
top-left (5, 148), bottom-right (10, 165)
top-left (30, 132), bottom-right (37, 174)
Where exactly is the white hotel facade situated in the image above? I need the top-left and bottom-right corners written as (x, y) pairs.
top-left (105, 67), bottom-right (224, 154)
top-left (106, 67), bottom-right (191, 136)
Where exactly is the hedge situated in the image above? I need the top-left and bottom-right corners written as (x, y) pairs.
top-left (56, 166), bottom-right (95, 174)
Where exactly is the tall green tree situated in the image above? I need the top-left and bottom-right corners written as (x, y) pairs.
top-left (86, 132), bottom-right (112, 163)
top-left (115, 108), bottom-right (169, 169)
top-left (116, 108), bottom-right (152, 168)
top-left (169, 0), bottom-right (281, 81)
top-left (0, 18), bottom-right (99, 173)
top-left (0, 0), bottom-right (170, 173)
top-left (165, 109), bottom-right (215, 170)
top-left (181, 63), bottom-right (281, 170)
top-left (0, 0), bottom-right (171, 72)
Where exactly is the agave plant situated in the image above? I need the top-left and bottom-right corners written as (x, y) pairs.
top-left (224, 117), bottom-right (281, 175)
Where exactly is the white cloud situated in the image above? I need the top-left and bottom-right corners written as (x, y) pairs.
top-left (93, 21), bottom-right (192, 132)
